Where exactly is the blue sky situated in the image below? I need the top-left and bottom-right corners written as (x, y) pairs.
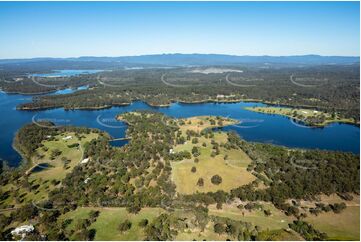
top-left (0, 1), bottom-right (359, 58)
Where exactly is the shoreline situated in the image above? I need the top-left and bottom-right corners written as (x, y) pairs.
top-left (16, 98), bottom-right (263, 110)
top-left (244, 106), bottom-right (359, 127)
top-left (17, 103), bottom-right (132, 111)
top-left (15, 98), bottom-right (360, 128)
top-left (11, 131), bottom-right (33, 171)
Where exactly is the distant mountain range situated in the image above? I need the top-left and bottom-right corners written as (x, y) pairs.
top-left (0, 54), bottom-right (359, 66)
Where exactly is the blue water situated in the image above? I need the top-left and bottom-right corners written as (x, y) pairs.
top-left (0, 91), bottom-right (359, 167)
top-left (30, 69), bottom-right (104, 77)
top-left (53, 85), bottom-right (89, 95)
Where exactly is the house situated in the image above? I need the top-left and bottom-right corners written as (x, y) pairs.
top-left (11, 225), bottom-right (34, 237)
top-left (216, 94), bottom-right (225, 99)
top-left (62, 135), bottom-right (72, 140)
top-left (81, 158), bottom-right (90, 164)
top-left (217, 94), bottom-right (235, 99)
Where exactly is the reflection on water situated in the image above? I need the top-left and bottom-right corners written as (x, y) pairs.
top-left (31, 163), bottom-right (53, 173)
top-left (109, 140), bottom-right (129, 147)
top-left (53, 85), bottom-right (89, 95)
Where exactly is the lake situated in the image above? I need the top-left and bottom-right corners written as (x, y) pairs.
top-left (30, 69), bottom-right (104, 77)
top-left (0, 90), bottom-right (359, 167)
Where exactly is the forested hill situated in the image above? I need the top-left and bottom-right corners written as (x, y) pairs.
top-left (0, 54), bottom-right (359, 66)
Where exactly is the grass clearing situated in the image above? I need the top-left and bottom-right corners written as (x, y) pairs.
top-left (285, 194), bottom-right (360, 240)
top-left (301, 195), bottom-right (360, 240)
top-left (305, 206), bottom-right (359, 240)
top-left (257, 229), bottom-right (303, 241)
top-left (59, 207), bottom-right (164, 241)
top-left (172, 132), bottom-right (255, 194)
top-left (177, 115), bottom-right (238, 133)
top-left (208, 202), bottom-right (293, 231)
top-left (0, 132), bottom-right (99, 207)
top-left (30, 132), bottom-right (99, 180)
top-left (175, 222), bottom-right (229, 241)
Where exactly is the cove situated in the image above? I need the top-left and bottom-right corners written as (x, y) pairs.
top-left (0, 91), bottom-right (359, 167)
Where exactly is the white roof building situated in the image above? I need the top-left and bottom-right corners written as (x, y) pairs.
top-left (81, 158), bottom-right (90, 164)
top-left (62, 135), bottom-right (73, 140)
top-left (11, 225), bottom-right (34, 236)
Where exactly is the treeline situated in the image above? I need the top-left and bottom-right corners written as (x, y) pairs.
top-left (179, 130), bottom-right (359, 218)
top-left (13, 122), bottom-right (58, 160)
top-left (8, 65), bottom-right (359, 120)
top-left (236, 136), bottom-right (360, 201)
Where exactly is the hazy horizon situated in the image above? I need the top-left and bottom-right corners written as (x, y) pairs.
top-left (0, 52), bottom-right (360, 61)
top-left (0, 1), bottom-right (359, 58)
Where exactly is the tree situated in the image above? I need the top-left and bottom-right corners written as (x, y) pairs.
top-left (264, 209), bottom-right (271, 216)
top-left (138, 219), bottom-right (148, 227)
top-left (192, 146), bottom-right (200, 157)
top-left (211, 175), bottom-right (222, 185)
top-left (127, 197), bottom-right (141, 214)
top-left (119, 219), bottom-right (132, 232)
top-left (191, 166), bottom-right (197, 173)
top-left (216, 202), bottom-right (222, 209)
top-left (89, 210), bottom-right (100, 223)
top-left (197, 178), bottom-right (204, 187)
top-left (145, 214), bottom-right (177, 240)
top-left (50, 149), bottom-right (62, 160)
top-left (214, 223), bottom-right (226, 234)
top-left (331, 203), bottom-right (346, 213)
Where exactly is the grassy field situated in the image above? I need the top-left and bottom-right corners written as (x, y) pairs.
top-left (59, 207), bottom-right (164, 240)
top-left (257, 229), bottom-right (304, 241)
top-left (171, 131), bottom-right (255, 194)
top-left (30, 132), bottom-right (98, 180)
top-left (245, 106), bottom-right (355, 126)
top-left (60, 206), bottom-right (297, 241)
top-left (177, 115), bottom-right (238, 133)
top-left (170, 208), bottom-right (238, 241)
top-left (305, 206), bottom-right (359, 240)
top-left (0, 132), bottom-right (98, 207)
top-left (301, 194), bottom-right (360, 240)
top-left (208, 202), bottom-right (293, 231)
top-left (175, 221), bottom-right (229, 241)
